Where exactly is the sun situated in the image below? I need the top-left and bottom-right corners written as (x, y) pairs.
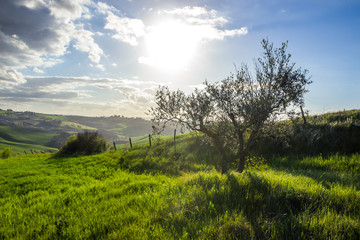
top-left (140, 20), bottom-right (199, 71)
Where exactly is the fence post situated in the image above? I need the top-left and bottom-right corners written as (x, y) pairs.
top-left (149, 134), bottom-right (151, 147)
top-left (113, 141), bottom-right (117, 150)
top-left (300, 106), bottom-right (307, 125)
top-left (129, 137), bottom-right (132, 148)
top-left (174, 129), bottom-right (176, 154)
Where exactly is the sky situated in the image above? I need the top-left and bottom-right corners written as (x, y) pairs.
top-left (0, 0), bottom-right (359, 118)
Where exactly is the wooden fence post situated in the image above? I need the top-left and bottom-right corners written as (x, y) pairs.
top-left (300, 106), bottom-right (307, 125)
top-left (113, 141), bottom-right (117, 150)
top-left (129, 137), bottom-right (132, 148)
top-left (149, 134), bottom-right (151, 147)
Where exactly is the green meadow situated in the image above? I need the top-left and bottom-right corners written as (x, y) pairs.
top-left (1, 133), bottom-right (360, 239)
top-left (0, 126), bottom-right (58, 154)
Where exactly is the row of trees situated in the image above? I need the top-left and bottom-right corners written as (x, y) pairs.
top-left (150, 39), bottom-right (312, 173)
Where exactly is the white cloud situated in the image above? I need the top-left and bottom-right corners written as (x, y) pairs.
top-left (96, 2), bottom-right (145, 46)
top-left (73, 27), bottom-right (104, 63)
top-left (96, 64), bottom-right (105, 71)
top-left (0, 75), bottom-right (160, 117)
top-left (160, 6), bottom-right (248, 42)
top-left (0, 68), bottom-right (26, 85)
top-left (33, 67), bottom-right (44, 73)
top-left (14, 0), bottom-right (46, 10)
top-left (163, 6), bottom-right (216, 17)
top-left (104, 12), bottom-right (145, 46)
top-left (97, 2), bottom-right (120, 15)
top-left (49, 0), bottom-right (92, 21)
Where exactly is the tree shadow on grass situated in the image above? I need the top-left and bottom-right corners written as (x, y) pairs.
top-left (269, 156), bottom-right (360, 191)
top-left (225, 173), bottom-right (306, 239)
top-left (176, 172), bottom-right (308, 239)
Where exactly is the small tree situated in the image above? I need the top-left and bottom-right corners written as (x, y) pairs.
top-left (59, 131), bottom-right (109, 155)
top-left (150, 39), bottom-right (311, 173)
top-left (0, 147), bottom-right (11, 159)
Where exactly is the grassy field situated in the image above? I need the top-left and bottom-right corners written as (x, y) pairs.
top-left (0, 126), bottom-right (55, 145)
top-left (1, 133), bottom-right (360, 239)
top-left (0, 126), bottom-right (58, 154)
top-left (0, 110), bottom-right (156, 148)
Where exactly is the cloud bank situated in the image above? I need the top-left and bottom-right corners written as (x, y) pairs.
top-left (0, 1), bottom-right (248, 116)
top-left (0, 0), bottom-right (103, 84)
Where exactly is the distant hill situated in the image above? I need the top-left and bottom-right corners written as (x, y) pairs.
top-left (1, 109), bottom-right (359, 155)
top-left (0, 109), bottom-right (174, 153)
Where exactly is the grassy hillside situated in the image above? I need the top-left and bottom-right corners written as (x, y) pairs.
top-left (306, 109), bottom-right (360, 125)
top-left (0, 110), bottom-right (183, 153)
top-left (0, 126), bottom-right (58, 154)
top-left (0, 126), bottom-right (55, 145)
top-left (1, 109), bottom-right (359, 155)
top-left (1, 134), bottom-right (360, 239)
top-left (0, 110), bottom-right (156, 153)
top-left (0, 110), bottom-right (153, 140)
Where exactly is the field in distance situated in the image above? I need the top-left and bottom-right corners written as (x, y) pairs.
top-left (0, 109), bottom-right (179, 154)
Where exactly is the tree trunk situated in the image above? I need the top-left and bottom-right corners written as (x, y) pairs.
top-left (237, 150), bottom-right (246, 173)
top-left (237, 131), bottom-right (246, 173)
top-left (213, 137), bottom-right (228, 174)
top-left (200, 125), bottom-right (228, 174)
top-left (218, 144), bottom-right (228, 174)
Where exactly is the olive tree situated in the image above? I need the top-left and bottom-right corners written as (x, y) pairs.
top-left (150, 39), bottom-right (311, 173)
top-left (150, 87), bottom-right (230, 173)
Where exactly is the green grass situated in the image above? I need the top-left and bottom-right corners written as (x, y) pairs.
top-left (0, 126), bottom-right (55, 145)
top-left (0, 126), bottom-right (58, 154)
top-left (0, 137), bottom-right (57, 154)
top-left (306, 109), bottom-right (360, 126)
top-left (60, 121), bottom-right (97, 130)
top-left (1, 134), bottom-right (360, 239)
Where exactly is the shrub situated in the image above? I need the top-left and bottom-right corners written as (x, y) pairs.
top-left (253, 122), bottom-right (360, 156)
top-left (0, 147), bottom-right (11, 159)
top-left (59, 131), bottom-right (109, 155)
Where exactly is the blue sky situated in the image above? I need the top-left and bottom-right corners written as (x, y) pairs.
top-left (0, 0), bottom-right (359, 117)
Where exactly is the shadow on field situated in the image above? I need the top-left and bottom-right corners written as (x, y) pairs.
top-left (285, 169), bottom-right (360, 192)
top-left (225, 173), bottom-right (306, 239)
top-left (268, 155), bottom-right (360, 191)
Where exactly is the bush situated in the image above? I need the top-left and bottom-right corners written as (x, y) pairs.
top-left (0, 147), bottom-right (11, 159)
top-left (253, 122), bottom-right (360, 156)
top-left (59, 131), bottom-right (109, 155)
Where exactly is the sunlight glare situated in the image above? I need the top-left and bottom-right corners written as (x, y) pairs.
top-left (142, 21), bottom-right (199, 71)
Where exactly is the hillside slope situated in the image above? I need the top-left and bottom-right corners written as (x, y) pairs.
top-left (1, 134), bottom-right (360, 239)
top-left (0, 110), bottom-right (157, 153)
top-left (0, 110), bottom-right (153, 142)
top-left (1, 109), bottom-right (359, 155)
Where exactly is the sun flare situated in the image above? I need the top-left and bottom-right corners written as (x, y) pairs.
top-left (140, 21), bottom-right (199, 71)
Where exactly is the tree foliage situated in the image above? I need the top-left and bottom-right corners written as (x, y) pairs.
top-left (59, 131), bottom-right (109, 155)
top-left (0, 147), bottom-right (11, 159)
top-left (150, 39), bottom-right (312, 173)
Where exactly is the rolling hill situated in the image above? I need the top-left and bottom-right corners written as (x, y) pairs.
top-left (1, 108), bottom-right (359, 155)
top-left (0, 109), bottom-right (159, 154)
